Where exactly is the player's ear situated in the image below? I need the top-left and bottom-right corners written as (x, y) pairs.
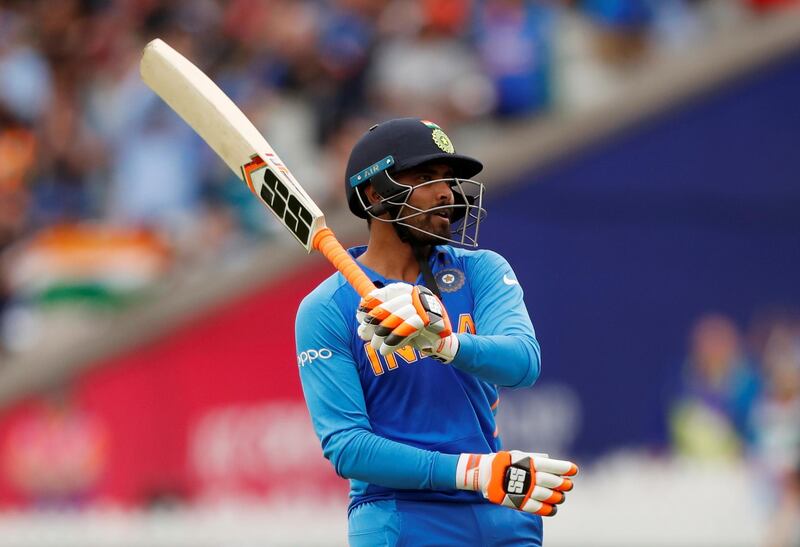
top-left (363, 182), bottom-right (394, 225)
top-left (364, 183), bottom-right (380, 206)
top-left (361, 183), bottom-right (377, 228)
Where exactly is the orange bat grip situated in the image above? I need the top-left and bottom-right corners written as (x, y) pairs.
top-left (312, 227), bottom-right (377, 297)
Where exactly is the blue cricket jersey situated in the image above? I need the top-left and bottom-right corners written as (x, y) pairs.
top-left (294, 245), bottom-right (540, 513)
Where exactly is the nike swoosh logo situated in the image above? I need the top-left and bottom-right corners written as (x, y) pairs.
top-left (503, 274), bottom-right (519, 286)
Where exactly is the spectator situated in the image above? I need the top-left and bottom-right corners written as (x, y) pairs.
top-left (750, 323), bottom-right (800, 547)
top-left (668, 314), bottom-right (760, 460)
top-left (475, 0), bottom-right (557, 117)
top-left (583, 0), bottom-right (653, 65)
top-left (313, 0), bottom-right (382, 144)
top-left (369, 0), bottom-right (493, 125)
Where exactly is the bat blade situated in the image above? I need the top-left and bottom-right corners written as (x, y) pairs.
top-left (139, 38), bottom-right (324, 251)
top-left (140, 38), bottom-right (377, 297)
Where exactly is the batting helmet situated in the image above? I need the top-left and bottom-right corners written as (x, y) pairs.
top-left (344, 118), bottom-right (486, 246)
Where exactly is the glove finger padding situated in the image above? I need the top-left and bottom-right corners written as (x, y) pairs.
top-left (356, 283), bottom-right (416, 341)
top-left (359, 293), bottom-right (413, 343)
top-left (530, 485), bottom-right (565, 504)
top-left (358, 283), bottom-right (415, 314)
top-left (520, 499), bottom-right (557, 517)
top-left (373, 304), bottom-right (427, 355)
top-left (369, 301), bottom-right (428, 355)
top-left (382, 315), bottom-right (427, 351)
top-left (372, 301), bottom-right (419, 337)
top-left (527, 455), bottom-right (579, 477)
top-left (357, 295), bottom-right (382, 317)
top-left (535, 471), bottom-right (574, 492)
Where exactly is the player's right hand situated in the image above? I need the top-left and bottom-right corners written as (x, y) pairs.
top-left (356, 283), bottom-right (420, 355)
top-left (356, 283), bottom-right (411, 329)
top-left (357, 282), bottom-right (449, 356)
top-left (456, 451), bottom-right (578, 517)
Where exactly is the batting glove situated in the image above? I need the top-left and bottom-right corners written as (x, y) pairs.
top-left (409, 287), bottom-right (459, 363)
top-left (356, 284), bottom-right (452, 356)
top-left (357, 283), bottom-right (424, 355)
top-left (356, 282), bottom-right (413, 341)
top-left (456, 451), bottom-right (578, 517)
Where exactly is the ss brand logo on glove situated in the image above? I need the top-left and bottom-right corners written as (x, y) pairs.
top-left (506, 466), bottom-right (530, 495)
top-left (297, 348), bottom-right (333, 367)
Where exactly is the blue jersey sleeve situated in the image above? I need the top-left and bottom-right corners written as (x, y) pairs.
top-left (450, 250), bottom-right (541, 388)
top-left (295, 285), bottom-right (459, 490)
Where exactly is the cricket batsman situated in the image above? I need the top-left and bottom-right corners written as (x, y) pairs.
top-left (295, 118), bottom-right (578, 546)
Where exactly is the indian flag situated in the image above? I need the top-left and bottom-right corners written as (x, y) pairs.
top-left (421, 120), bottom-right (441, 129)
top-left (6, 223), bottom-right (172, 308)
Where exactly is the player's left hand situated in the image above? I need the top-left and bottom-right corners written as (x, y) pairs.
top-left (356, 284), bottom-right (453, 357)
top-left (456, 451), bottom-right (579, 517)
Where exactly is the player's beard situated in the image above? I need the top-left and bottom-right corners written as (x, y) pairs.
top-left (399, 205), bottom-right (452, 245)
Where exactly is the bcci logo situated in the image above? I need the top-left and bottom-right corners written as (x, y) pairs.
top-left (436, 268), bottom-right (465, 293)
top-left (431, 129), bottom-right (455, 154)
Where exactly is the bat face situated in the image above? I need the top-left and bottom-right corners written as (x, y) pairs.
top-left (242, 156), bottom-right (316, 248)
top-left (139, 38), bottom-right (324, 251)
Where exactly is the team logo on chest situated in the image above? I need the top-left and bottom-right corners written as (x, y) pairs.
top-left (436, 268), bottom-right (465, 293)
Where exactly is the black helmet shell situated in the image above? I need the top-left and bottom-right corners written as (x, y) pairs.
top-left (345, 118), bottom-right (483, 218)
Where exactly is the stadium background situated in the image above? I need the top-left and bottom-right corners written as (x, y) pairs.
top-left (0, 1), bottom-right (799, 545)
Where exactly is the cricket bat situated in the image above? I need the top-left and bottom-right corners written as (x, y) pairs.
top-left (139, 38), bottom-right (376, 297)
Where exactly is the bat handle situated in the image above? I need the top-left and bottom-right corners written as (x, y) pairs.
top-left (312, 228), bottom-right (377, 298)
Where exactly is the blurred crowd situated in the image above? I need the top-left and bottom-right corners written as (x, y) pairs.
top-left (0, 0), bottom-right (797, 354)
top-left (668, 311), bottom-right (800, 547)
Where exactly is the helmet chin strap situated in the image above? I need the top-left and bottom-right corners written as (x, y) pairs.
top-left (367, 202), bottom-right (388, 217)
